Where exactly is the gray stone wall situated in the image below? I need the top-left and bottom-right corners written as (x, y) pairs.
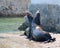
top-left (40, 5), bottom-right (60, 32)
top-left (0, 0), bottom-right (30, 16)
top-left (30, 4), bottom-right (60, 32)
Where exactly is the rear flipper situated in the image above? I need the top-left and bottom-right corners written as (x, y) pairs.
top-left (44, 38), bottom-right (56, 43)
top-left (50, 38), bottom-right (56, 42)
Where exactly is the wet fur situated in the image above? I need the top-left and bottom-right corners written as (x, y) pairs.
top-left (21, 11), bottom-right (55, 42)
top-left (24, 26), bottom-right (55, 42)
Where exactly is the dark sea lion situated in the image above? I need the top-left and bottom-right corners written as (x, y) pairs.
top-left (19, 10), bottom-right (55, 42)
top-left (25, 26), bottom-right (55, 42)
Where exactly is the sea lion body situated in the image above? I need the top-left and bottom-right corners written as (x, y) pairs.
top-left (25, 26), bottom-right (52, 42)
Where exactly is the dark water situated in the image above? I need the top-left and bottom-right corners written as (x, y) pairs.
top-left (0, 18), bottom-right (24, 33)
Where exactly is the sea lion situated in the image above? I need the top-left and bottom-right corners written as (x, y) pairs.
top-left (24, 10), bottom-right (55, 42)
top-left (25, 26), bottom-right (55, 42)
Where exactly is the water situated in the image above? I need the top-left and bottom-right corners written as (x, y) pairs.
top-left (0, 18), bottom-right (24, 33)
